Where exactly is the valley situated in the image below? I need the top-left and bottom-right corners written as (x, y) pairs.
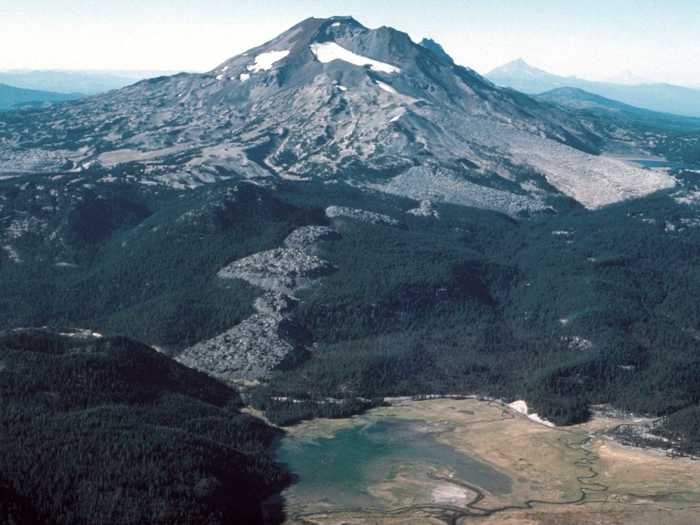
top-left (273, 397), bottom-right (700, 525)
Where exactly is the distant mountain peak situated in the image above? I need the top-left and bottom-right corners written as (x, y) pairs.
top-left (488, 58), bottom-right (549, 78)
top-left (510, 57), bottom-right (530, 67)
top-left (603, 70), bottom-right (651, 86)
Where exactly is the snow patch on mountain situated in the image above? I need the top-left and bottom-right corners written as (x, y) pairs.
top-left (376, 81), bottom-right (398, 94)
top-left (247, 50), bottom-right (290, 72)
top-left (310, 42), bottom-right (401, 74)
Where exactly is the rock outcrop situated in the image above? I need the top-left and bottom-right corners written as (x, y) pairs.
top-left (177, 225), bottom-right (338, 382)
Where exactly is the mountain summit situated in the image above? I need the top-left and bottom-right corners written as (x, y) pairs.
top-left (418, 38), bottom-right (455, 65)
top-left (0, 17), bottom-right (673, 212)
top-left (488, 58), bottom-right (550, 78)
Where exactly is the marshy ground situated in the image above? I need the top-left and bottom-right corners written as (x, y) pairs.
top-left (272, 398), bottom-right (700, 525)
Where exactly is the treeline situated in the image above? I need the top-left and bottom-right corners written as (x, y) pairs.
top-left (248, 392), bottom-right (384, 426)
top-left (657, 405), bottom-right (700, 456)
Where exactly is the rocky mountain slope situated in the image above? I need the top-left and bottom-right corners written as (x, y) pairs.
top-left (178, 224), bottom-right (338, 381)
top-left (537, 87), bottom-right (700, 162)
top-left (0, 17), bottom-right (673, 214)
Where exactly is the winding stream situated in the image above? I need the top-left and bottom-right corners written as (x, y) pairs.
top-left (275, 400), bottom-right (699, 524)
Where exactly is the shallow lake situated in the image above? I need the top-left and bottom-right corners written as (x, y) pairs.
top-left (277, 416), bottom-right (512, 511)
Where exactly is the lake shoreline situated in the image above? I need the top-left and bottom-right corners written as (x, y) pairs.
top-left (271, 397), bottom-right (700, 525)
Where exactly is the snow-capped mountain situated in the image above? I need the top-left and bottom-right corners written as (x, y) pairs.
top-left (0, 17), bottom-right (674, 213)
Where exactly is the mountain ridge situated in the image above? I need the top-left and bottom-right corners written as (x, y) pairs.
top-left (0, 82), bottom-right (80, 110)
top-left (487, 58), bottom-right (700, 118)
top-left (0, 69), bottom-right (173, 95)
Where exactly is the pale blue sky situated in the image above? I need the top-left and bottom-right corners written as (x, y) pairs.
top-left (1, 0), bottom-right (698, 85)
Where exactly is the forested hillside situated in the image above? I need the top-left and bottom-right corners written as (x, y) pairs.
top-left (0, 330), bottom-right (289, 524)
top-left (2, 168), bottom-right (700, 435)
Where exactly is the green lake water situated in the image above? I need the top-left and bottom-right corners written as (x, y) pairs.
top-left (278, 417), bottom-right (512, 511)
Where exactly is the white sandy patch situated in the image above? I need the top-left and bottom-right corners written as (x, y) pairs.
top-left (239, 73), bottom-right (251, 82)
top-left (432, 484), bottom-right (469, 505)
top-left (248, 50), bottom-right (290, 72)
top-left (508, 400), bottom-right (528, 414)
top-left (508, 400), bottom-right (555, 427)
top-left (310, 42), bottom-right (401, 73)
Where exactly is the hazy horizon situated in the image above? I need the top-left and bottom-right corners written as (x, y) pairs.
top-left (2, 0), bottom-right (699, 86)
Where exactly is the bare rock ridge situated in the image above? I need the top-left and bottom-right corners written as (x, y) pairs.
top-left (325, 205), bottom-right (401, 226)
top-left (176, 225), bottom-right (339, 382)
top-left (0, 16), bottom-right (674, 214)
top-left (217, 246), bottom-right (333, 296)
